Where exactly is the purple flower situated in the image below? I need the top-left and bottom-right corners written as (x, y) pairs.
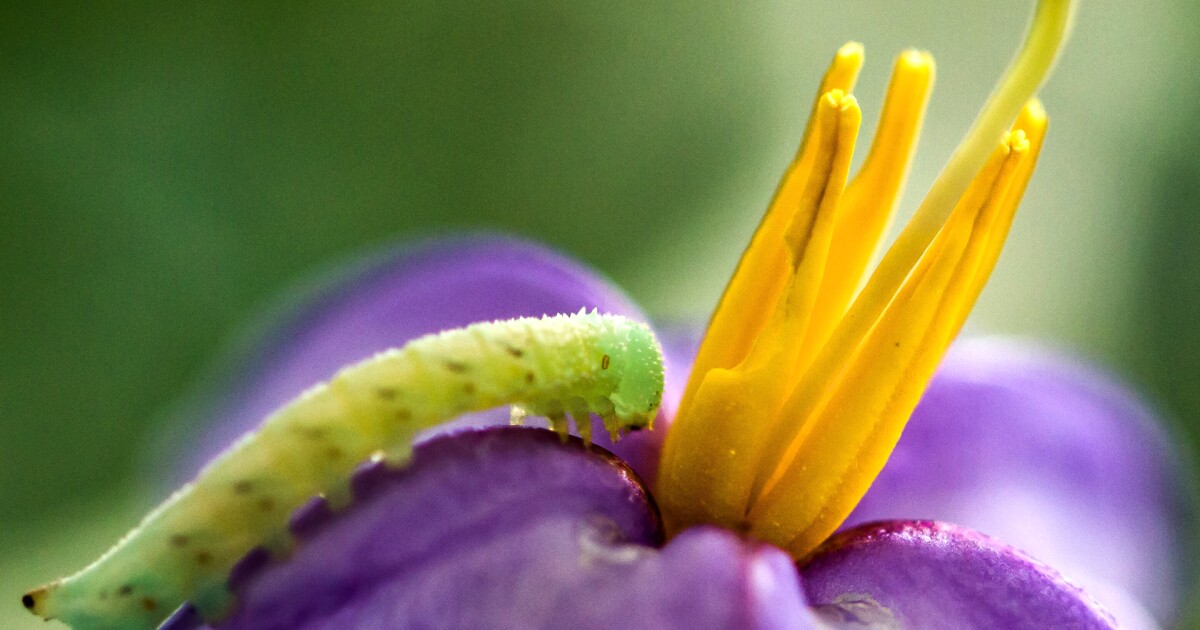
top-left (22, 2), bottom-right (1196, 629)
top-left (155, 235), bottom-right (1189, 630)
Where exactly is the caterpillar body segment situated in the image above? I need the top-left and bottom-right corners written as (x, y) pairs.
top-left (24, 311), bottom-right (664, 630)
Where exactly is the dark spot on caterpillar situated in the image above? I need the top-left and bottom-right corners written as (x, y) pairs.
top-left (233, 480), bottom-right (254, 495)
top-left (195, 551), bottom-right (213, 566)
top-left (298, 426), bottom-right (326, 440)
top-left (170, 534), bottom-right (189, 547)
top-left (376, 387), bottom-right (398, 400)
top-left (21, 594), bottom-right (33, 610)
top-left (141, 597), bottom-right (157, 612)
top-left (894, 341), bottom-right (901, 348)
top-left (525, 371), bottom-right (536, 385)
top-left (394, 408), bottom-right (412, 421)
top-left (326, 446), bottom-right (344, 460)
top-left (504, 344), bottom-right (525, 358)
top-left (601, 354), bottom-right (611, 370)
top-left (118, 585), bottom-right (133, 597)
top-left (258, 497), bottom-right (275, 512)
top-left (444, 360), bottom-right (468, 373)
top-left (463, 383), bottom-right (476, 395)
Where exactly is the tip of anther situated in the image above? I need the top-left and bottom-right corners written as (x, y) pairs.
top-left (818, 90), bottom-right (860, 117)
top-left (820, 89), bottom-right (857, 108)
top-left (898, 49), bottom-right (935, 71)
top-left (838, 41), bottom-right (865, 59)
top-left (1022, 97), bottom-right (1048, 122)
top-left (1006, 129), bottom-right (1031, 153)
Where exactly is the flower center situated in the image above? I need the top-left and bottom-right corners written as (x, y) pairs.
top-left (656, 0), bottom-right (1075, 559)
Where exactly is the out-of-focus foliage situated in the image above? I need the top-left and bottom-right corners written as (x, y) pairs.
top-left (1, 2), bottom-right (793, 525)
top-left (2, 1), bottom-right (1197, 627)
top-left (1134, 98), bottom-right (1200, 629)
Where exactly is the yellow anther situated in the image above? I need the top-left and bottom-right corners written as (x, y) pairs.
top-left (675, 43), bottom-right (866, 415)
top-left (657, 0), bottom-right (1070, 555)
top-left (658, 90), bottom-right (861, 532)
top-left (824, 42), bottom-right (865, 95)
top-left (747, 116), bottom-right (1045, 556)
top-left (799, 49), bottom-right (935, 370)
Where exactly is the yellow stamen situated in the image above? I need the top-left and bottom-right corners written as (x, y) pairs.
top-left (657, 90), bottom-right (862, 530)
top-left (656, 0), bottom-right (1071, 554)
top-left (674, 43), bottom-right (864, 416)
top-left (750, 118), bottom-right (1045, 556)
top-left (798, 50), bottom-right (935, 368)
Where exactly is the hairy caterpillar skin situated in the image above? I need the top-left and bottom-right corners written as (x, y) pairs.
top-left (23, 311), bottom-right (664, 630)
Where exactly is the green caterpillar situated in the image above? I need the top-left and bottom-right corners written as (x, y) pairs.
top-left (23, 310), bottom-right (664, 630)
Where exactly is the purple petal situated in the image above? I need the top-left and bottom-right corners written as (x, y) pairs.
top-left (801, 520), bottom-right (1117, 629)
top-left (846, 338), bottom-right (1195, 624)
top-left (178, 427), bottom-right (816, 630)
top-left (163, 235), bottom-right (675, 484)
top-left (637, 527), bottom-right (819, 630)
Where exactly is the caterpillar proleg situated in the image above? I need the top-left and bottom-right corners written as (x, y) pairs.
top-left (23, 310), bottom-right (664, 630)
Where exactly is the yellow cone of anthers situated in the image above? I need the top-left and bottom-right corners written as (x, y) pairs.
top-left (657, 0), bottom-right (1074, 559)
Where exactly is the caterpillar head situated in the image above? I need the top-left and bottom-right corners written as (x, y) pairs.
top-left (601, 318), bottom-right (664, 432)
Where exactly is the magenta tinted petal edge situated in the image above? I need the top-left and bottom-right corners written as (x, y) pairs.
top-left (801, 520), bottom-right (1118, 630)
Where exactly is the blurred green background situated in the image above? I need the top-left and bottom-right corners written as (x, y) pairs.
top-left (3, 1), bottom-right (1197, 627)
